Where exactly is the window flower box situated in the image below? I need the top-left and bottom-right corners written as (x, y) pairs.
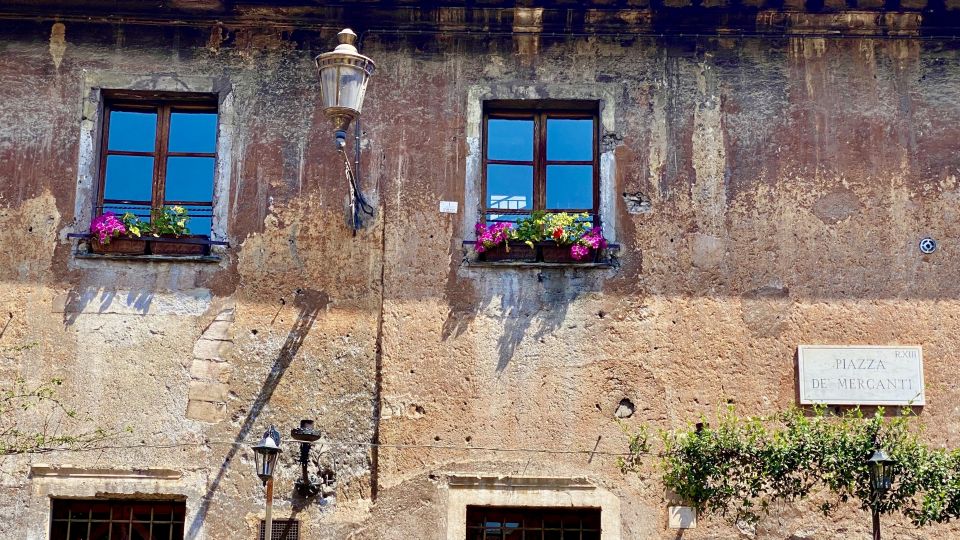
top-left (90, 236), bottom-right (148, 255)
top-left (149, 235), bottom-right (208, 256)
top-left (482, 242), bottom-right (536, 262)
top-left (541, 244), bottom-right (597, 264)
top-left (474, 212), bottom-right (607, 265)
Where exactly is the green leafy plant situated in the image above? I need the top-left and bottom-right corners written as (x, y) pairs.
top-left (148, 206), bottom-right (191, 237)
top-left (121, 212), bottom-right (143, 237)
top-left (0, 377), bottom-right (128, 455)
top-left (511, 210), bottom-right (548, 248)
top-left (543, 212), bottom-right (590, 245)
top-left (620, 406), bottom-right (960, 528)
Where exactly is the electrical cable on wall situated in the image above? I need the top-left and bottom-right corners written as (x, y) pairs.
top-left (336, 125), bottom-right (375, 234)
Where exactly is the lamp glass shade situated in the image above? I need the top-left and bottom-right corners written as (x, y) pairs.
top-left (252, 427), bottom-right (282, 484)
top-left (316, 29), bottom-right (375, 133)
top-left (867, 447), bottom-right (895, 492)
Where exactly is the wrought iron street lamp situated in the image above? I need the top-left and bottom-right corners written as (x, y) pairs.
top-left (252, 426), bottom-right (282, 540)
top-left (316, 28), bottom-right (376, 149)
top-left (316, 28), bottom-right (376, 232)
top-left (866, 445), bottom-right (896, 540)
top-left (290, 419), bottom-right (323, 497)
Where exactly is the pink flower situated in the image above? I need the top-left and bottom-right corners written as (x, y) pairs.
top-left (90, 212), bottom-right (127, 244)
top-left (570, 244), bottom-right (591, 260)
top-left (474, 221), bottom-right (511, 252)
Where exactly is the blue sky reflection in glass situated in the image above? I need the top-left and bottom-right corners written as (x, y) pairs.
top-left (108, 111), bottom-right (157, 152)
top-left (546, 165), bottom-right (593, 210)
top-left (487, 164), bottom-right (532, 212)
top-left (487, 119), bottom-right (533, 161)
top-left (165, 157), bottom-right (215, 202)
top-left (169, 112), bottom-right (217, 153)
top-left (104, 155), bottom-right (153, 201)
top-left (546, 119), bottom-right (592, 161)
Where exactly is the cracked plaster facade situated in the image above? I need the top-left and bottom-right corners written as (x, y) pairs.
top-left (2, 1), bottom-right (960, 538)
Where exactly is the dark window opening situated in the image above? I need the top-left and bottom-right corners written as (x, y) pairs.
top-left (98, 92), bottom-right (218, 237)
top-left (466, 505), bottom-right (602, 540)
top-left (50, 499), bottom-right (186, 540)
top-left (259, 519), bottom-right (300, 540)
top-left (483, 103), bottom-right (599, 227)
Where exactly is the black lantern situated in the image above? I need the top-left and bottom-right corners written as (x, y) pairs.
top-left (867, 447), bottom-right (895, 493)
top-left (290, 419), bottom-right (323, 497)
top-left (252, 426), bottom-right (282, 485)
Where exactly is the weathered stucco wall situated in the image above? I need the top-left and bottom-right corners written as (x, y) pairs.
top-left (2, 6), bottom-right (960, 539)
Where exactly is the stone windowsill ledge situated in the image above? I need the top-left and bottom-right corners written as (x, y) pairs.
top-left (462, 241), bottom-right (620, 270)
top-left (74, 252), bottom-right (222, 263)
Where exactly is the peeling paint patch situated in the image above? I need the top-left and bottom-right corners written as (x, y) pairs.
top-left (811, 188), bottom-right (862, 224)
top-left (49, 23), bottom-right (66, 69)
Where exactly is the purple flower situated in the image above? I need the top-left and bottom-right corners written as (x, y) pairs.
top-left (570, 244), bottom-right (591, 260)
top-left (90, 212), bottom-right (127, 244)
top-left (474, 221), bottom-right (511, 252)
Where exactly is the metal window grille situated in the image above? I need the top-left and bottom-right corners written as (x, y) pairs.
top-left (466, 506), bottom-right (602, 540)
top-left (259, 519), bottom-right (300, 540)
top-left (49, 499), bottom-right (186, 540)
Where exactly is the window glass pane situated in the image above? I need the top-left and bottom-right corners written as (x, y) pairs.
top-left (178, 205), bottom-right (212, 236)
top-left (104, 155), bottom-right (154, 202)
top-left (168, 112), bottom-right (217, 153)
top-left (131, 504), bottom-right (152, 521)
top-left (338, 65), bottom-right (367, 115)
top-left (108, 110), bottom-right (157, 152)
top-left (486, 164), bottom-right (532, 211)
top-left (487, 119), bottom-right (533, 161)
top-left (102, 203), bottom-right (150, 222)
top-left (89, 522), bottom-right (111, 538)
top-left (485, 213), bottom-right (526, 224)
top-left (165, 157), bottom-right (215, 202)
top-left (49, 522), bottom-right (69, 540)
top-left (152, 523), bottom-right (172, 540)
top-left (111, 523), bottom-right (131, 540)
top-left (546, 118), bottom-right (593, 161)
top-left (546, 165), bottom-right (593, 210)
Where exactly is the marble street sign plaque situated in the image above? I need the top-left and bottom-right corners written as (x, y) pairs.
top-left (798, 345), bottom-right (925, 406)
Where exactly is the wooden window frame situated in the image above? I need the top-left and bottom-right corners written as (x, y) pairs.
top-left (97, 92), bottom-right (218, 235)
top-left (482, 102), bottom-right (600, 226)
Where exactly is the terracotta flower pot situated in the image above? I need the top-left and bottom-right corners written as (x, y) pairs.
top-left (89, 236), bottom-right (148, 255)
top-left (482, 242), bottom-right (536, 262)
top-left (541, 244), bottom-right (595, 263)
top-left (149, 235), bottom-right (208, 256)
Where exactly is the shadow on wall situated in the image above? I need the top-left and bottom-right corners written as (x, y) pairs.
top-left (442, 270), bottom-right (600, 372)
top-left (61, 287), bottom-right (157, 326)
top-left (186, 288), bottom-right (329, 540)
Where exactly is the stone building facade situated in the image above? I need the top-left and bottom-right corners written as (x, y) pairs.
top-left (1, 1), bottom-right (960, 538)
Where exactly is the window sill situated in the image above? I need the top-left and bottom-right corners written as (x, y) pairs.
top-left (74, 252), bottom-right (222, 263)
top-left (465, 260), bottom-right (615, 269)
top-left (462, 241), bottom-right (619, 270)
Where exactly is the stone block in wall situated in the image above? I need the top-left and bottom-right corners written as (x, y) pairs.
top-left (188, 381), bottom-right (229, 402)
top-left (192, 337), bottom-right (232, 360)
top-left (190, 358), bottom-right (233, 383)
top-left (201, 319), bottom-right (234, 341)
top-left (186, 399), bottom-right (227, 423)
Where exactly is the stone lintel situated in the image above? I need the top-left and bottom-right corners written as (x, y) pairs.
top-left (30, 465), bottom-right (182, 480)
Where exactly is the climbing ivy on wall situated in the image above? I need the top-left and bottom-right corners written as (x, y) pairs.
top-left (0, 377), bottom-right (122, 455)
top-left (621, 407), bottom-right (960, 527)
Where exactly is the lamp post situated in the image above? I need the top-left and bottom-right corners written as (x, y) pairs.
top-left (252, 426), bottom-right (282, 540)
top-left (866, 445), bottom-right (895, 540)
